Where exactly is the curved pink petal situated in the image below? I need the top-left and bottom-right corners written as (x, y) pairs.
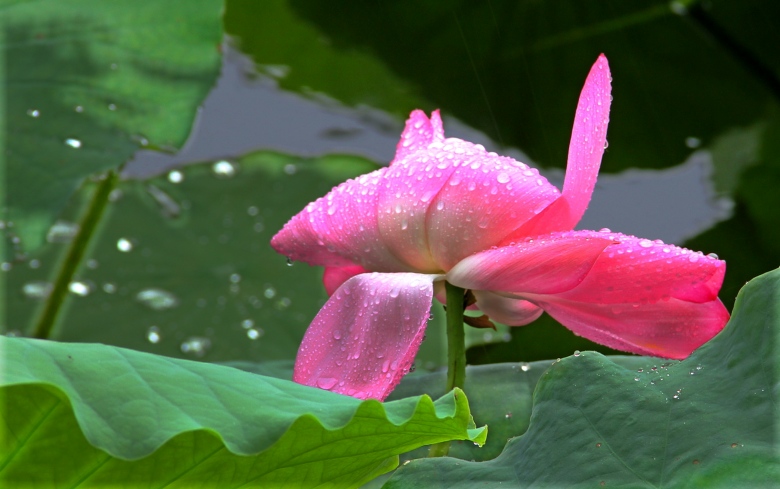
top-left (551, 231), bottom-right (726, 305)
top-left (293, 272), bottom-right (441, 400)
top-left (378, 126), bottom-right (560, 272)
top-left (425, 146), bottom-right (561, 270)
top-left (323, 265), bottom-right (369, 296)
top-left (391, 109), bottom-right (445, 164)
top-left (472, 290), bottom-right (543, 326)
top-left (447, 231), bottom-right (615, 295)
top-left (501, 54), bottom-right (612, 241)
top-left (271, 168), bottom-right (412, 272)
top-left (531, 295), bottom-right (729, 359)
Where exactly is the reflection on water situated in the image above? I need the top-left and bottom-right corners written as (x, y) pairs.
top-left (126, 45), bottom-right (730, 247)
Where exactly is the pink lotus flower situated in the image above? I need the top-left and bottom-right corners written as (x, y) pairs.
top-left (271, 55), bottom-right (729, 401)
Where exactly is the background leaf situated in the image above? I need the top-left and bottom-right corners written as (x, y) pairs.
top-left (2, 0), bottom-right (223, 253)
top-left (384, 268), bottom-right (780, 488)
top-left (0, 337), bottom-right (486, 488)
top-left (7, 152), bottom-right (452, 367)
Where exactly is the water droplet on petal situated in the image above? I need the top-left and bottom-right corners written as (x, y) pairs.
top-left (316, 377), bottom-right (338, 390)
top-left (497, 172), bottom-right (510, 184)
top-left (639, 239), bottom-right (653, 248)
top-left (707, 252), bottom-right (719, 260)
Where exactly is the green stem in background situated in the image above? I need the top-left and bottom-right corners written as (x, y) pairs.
top-left (30, 171), bottom-right (118, 339)
top-left (428, 281), bottom-right (467, 458)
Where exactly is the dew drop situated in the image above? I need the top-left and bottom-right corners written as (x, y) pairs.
top-left (180, 337), bottom-right (211, 357)
top-left (47, 220), bottom-right (79, 243)
top-left (333, 330), bottom-right (342, 340)
top-left (707, 253), bottom-right (719, 260)
top-left (22, 281), bottom-right (53, 299)
top-left (69, 281), bottom-right (91, 296)
top-left (136, 288), bottom-right (179, 310)
top-left (247, 328), bottom-right (262, 340)
top-left (168, 170), bottom-right (184, 184)
top-left (497, 172), bottom-right (510, 184)
top-left (638, 239), bottom-right (653, 248)
top-left (264, 287), bottom-right (277, 299)
top-left (65, 138), bottom-right (82, 148)
top-left (27, 109), bottom-right (40, 117)
top-left (212, 160), bottom-right (237, 178)
top-left (117, 238), bottom-right (133, 252)
top-left (103, 283), bottom-right (117, 293)
top-left (685, 137), bottom-right (701, 149)
top-left (520, 362), bottom-right (531, 372)
top-left (316, 377), bottom-right (338, 390)
top-left (147, 326), bottom-right (161, 344)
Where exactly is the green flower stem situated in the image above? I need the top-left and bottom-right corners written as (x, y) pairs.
top-left (31, 172), bottom-right (118, 339)
top-left (428, 281), bottom-right (467, 458)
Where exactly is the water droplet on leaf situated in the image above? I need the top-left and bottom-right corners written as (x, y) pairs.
top-left (136, 288), bottom-right (179, 310)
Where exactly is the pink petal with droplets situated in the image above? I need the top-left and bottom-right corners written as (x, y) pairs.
top-left (502, 54), bottom-right (612, 240)
top-left (271, 168), bottom-right (411, 272)
top-left (530, 295), bottom-right (729, 359)
top-left (425, 144), bottom-right (561, 270)
top-left (379, 122), bottom-right (560, 271)
top-left (323, 265), bottom-right (369, 296)
top-left (391, 109), bottom-right (445, 165)
top-left (293, 272), bottom-right (442, 401)
top-left (447, 231), bottom-right (614, 295)
top-left (549, 231), bottom-right (726, 305)
top-left (472, 290), bottom-right (543, 326)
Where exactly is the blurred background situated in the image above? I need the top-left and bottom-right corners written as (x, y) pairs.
top-left (3, 0), bottom-right (779, 370)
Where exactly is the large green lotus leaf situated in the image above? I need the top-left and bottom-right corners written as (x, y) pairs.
top-left (2, 0), bottom-right (223, 253)
top-left (383, 268), bottom-right (780, 487)
top-left (0, 337), bottom-right (486, 488)
top-left (7, 151), bottom-right (450, 368)
top-left (388, 356), bottom-right (649, 463)
top-left (239, 0), bottom-right (774, 177)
